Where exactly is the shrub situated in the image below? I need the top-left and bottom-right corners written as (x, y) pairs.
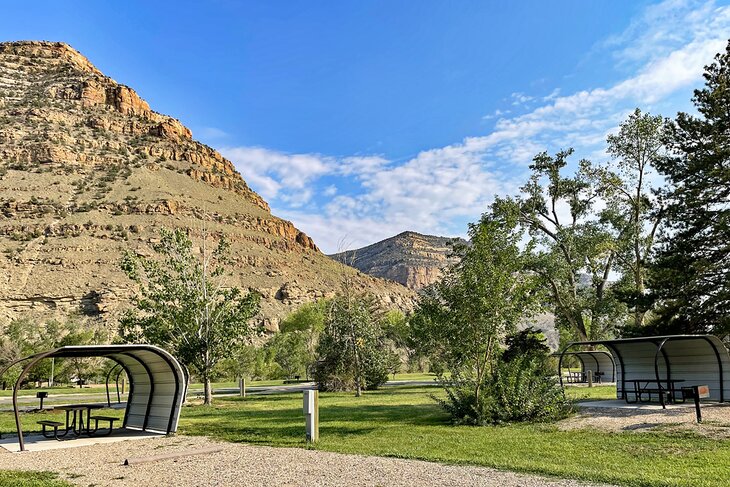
top-left (435, 328), bottom-right (571, 425)
top-left (313, 294), bottom-right (391, 394)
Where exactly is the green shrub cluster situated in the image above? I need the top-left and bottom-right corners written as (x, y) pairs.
top-left (436, 329), bottom-right (571, 425)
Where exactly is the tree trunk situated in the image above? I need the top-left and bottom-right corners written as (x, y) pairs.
top-left (354, 348), bottom-right (362, 397)
top-left (204, 377), bottom-right (213, 405)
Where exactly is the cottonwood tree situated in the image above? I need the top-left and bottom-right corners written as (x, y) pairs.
top-left (494, 150), bottom-right (624, 341)
top-left (278, 299), bottom-right (327, 374)
top-left (412, 210), bottom-right (539, 418)
top-left (651, 42), bottom-right (730, 335)
top-left (0, 317), bottom-right (107, 387)
top-left (120, 227), bottom-right (260, 405)
top-left (601, 108), bottom-right (665, 330)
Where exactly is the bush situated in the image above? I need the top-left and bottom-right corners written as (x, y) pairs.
top-left (435, 328), bottom-right (571, 425)
top-left (436, 357), bottom-right (571, 425)
top-left (313, 294), bottom-right (391, 394)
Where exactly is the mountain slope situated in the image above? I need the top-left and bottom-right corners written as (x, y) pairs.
top-left (330, 231), bottom-right (464, 290)
top-left (0, 41), bottom-right (413, 329)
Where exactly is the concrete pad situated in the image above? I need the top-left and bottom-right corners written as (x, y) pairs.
top-left (0, 429), bottom-right (163, 452)
top-left (577, 399), bottom-right (708, 410)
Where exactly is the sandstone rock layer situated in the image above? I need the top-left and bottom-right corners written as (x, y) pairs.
top-left (0, 41), bottom-right (414, 329)
top-left (330, 232), bottom-right (464, 290)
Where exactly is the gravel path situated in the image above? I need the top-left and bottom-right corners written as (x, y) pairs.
top-left (561, 403), bottom-right (730, 438)
top-left (0, 435), bottom-right (613, 487)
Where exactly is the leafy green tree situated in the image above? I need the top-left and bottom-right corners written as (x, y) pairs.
top-left (119, 228), bottom-right (261, 404)
top-left (412, 210), bottom-right (539, 421)
top-left (382, 310), bottom-right (421, 372)
top-left (493, 150), bottom-right (624, 341)
top-left (279, 300), bottom-right (327, 334)
top-left (313, 293), bottom-right (390, 395)
top-left (0, 316), bottom-right (109, 388)
top-left (266, 331), bottom-right (310, 379)
top-left (217, 344), bottom-right (275, 381)
top-left (650, 43), bottom-right (730, 335)
top-left (601, 108), bottom-right (665, 330)
top-left (279, 299), bottom-right (327, 376)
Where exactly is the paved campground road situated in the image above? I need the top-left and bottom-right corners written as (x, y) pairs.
top-left (0, 379), bottom-right (438, 409)
top-left (186, 379), bottom-right (436, 397)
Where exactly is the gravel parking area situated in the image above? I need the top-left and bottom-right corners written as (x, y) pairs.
top-left (0, 435), bottom-right (613, 487)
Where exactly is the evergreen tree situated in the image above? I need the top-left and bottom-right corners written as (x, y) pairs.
top-left (652, 42), bottom-right (730, 334)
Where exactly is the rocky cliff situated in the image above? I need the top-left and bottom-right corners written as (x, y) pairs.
top-left (0, 41), bottom-right (414, 330)
top-left (330, 231), bottom-right (464, 290)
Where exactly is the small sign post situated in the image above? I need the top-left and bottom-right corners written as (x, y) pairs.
top-left (303, 389), bottom-right (319, 443)
top-left (693, 385), bottom-right (710, 423)
top-left (683, 385), bottom-right (710, 423)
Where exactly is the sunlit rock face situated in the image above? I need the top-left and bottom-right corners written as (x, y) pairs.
top-left (330, 231), bottom-right (464, 290)
top-left (0, 41), bottom-right (415, 329)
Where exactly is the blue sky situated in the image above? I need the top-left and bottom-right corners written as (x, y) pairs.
top-left (2, 1), bottom-right (729, 252)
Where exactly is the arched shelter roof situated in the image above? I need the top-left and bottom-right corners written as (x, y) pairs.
top-left (0, 344), bottom-right (187, 451)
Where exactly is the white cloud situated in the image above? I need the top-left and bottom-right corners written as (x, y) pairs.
top-left (511, 92), bottom-right (534, 106)
top-left (603, 0), bottom-right (724, 67)
top-left (221, 146), bottom-right (334, 202)
top-left (339, 155), bottom-right (390, 176)
top-left (482, 108), bottom-right (509, 120)
top-left (198, 126), bottom-right (228, 139)
top-left (543, 88), bottom-right (560, 101)
top-left (218, 0), bottom-right (730, 253)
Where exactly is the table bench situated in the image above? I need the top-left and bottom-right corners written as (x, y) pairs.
top-left (88, 415), bottom-right (117, 436)
top-left (37, 420), bottom-right (65, 440)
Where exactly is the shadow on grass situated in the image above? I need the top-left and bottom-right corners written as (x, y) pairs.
top-left (321, 403), bottom-right (447, 427)
top-left (179, 392), bottom-right (449, 447)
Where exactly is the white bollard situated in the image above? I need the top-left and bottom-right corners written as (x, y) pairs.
top-left (239, 377), bottom-right (246, 398)
top-left (303, 389), bottom-right (319, 443)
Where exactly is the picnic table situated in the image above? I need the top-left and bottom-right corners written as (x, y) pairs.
top-left (38, 403), bottom-right (118, 440)
top-left (565, 371), bottom-right (604, 384)
top-left (55, 404), bottom-right (104, 436)
top-left (624, 379), bottom-right (686, 407)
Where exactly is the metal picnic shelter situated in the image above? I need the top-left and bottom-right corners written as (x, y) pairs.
top-left (558, 334), bottom-right (730, 406)
top-left (0, 344), bottom-right (187, 451)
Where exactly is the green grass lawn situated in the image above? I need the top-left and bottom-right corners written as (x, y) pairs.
top-left (0, 470), bottom-right (71, 487)
top-left (1, 373), bottom-right (437, 401)
top-left (189, 373), bottom-right (438, 391)
top-left (388, 372), bottom-right (439, 382)
top-left (2, 384), bottom-right (727, 486)
top-left (564, 384), bottom-right (617, 401)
